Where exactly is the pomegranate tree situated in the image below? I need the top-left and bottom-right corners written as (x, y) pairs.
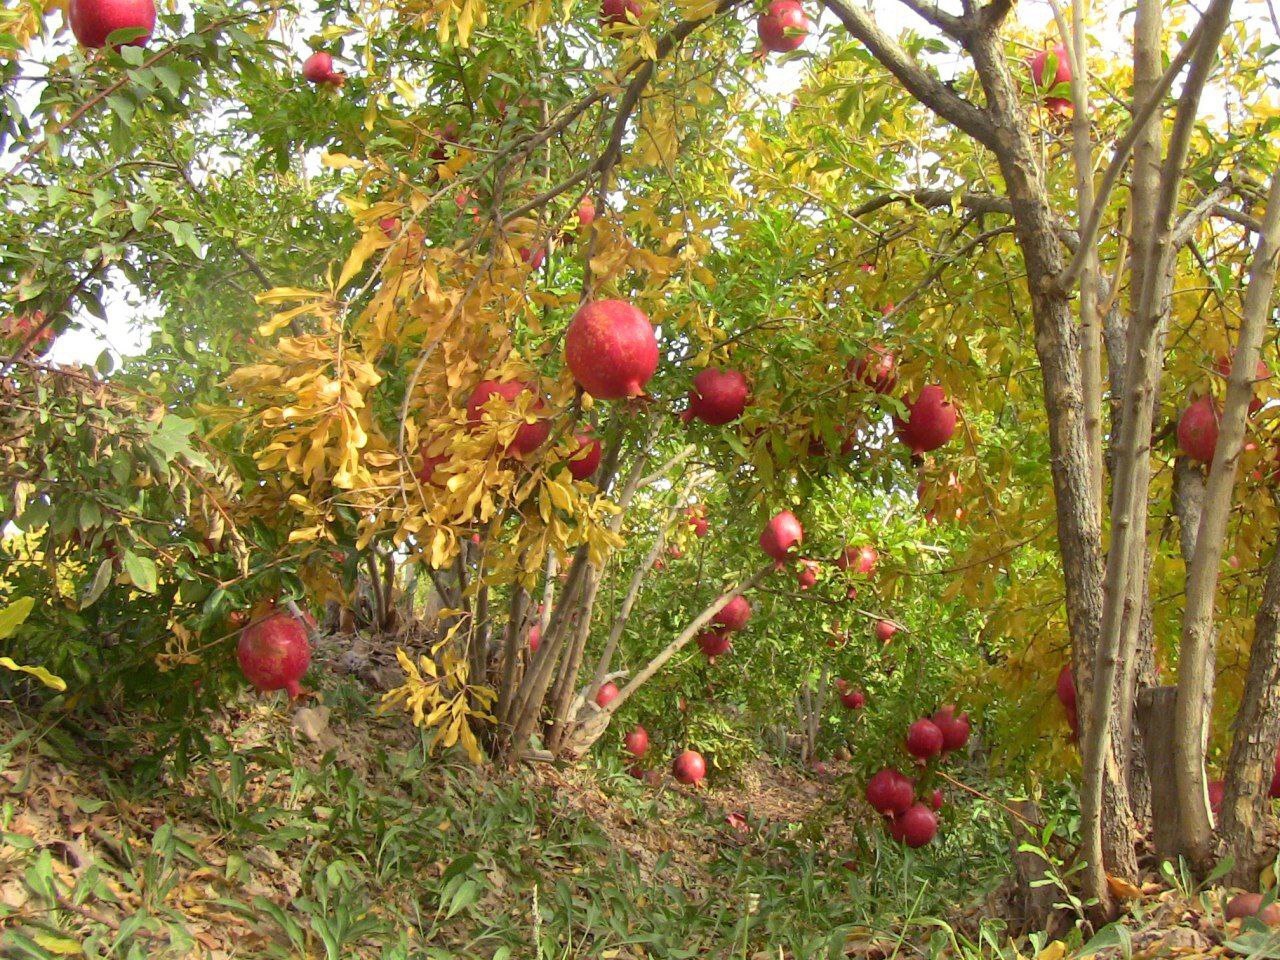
top-left (895, 385), bottom-right (957, 455)
top-left (69, 0), bottom-right (155, 48)
top-left (564, 299), bottom-right (659, 399)
top-left (673, 749), bottom-right (707, 785)
top-left (237, 612), bottom-right (311, 698)
top-left (759, 510), bottom-right (803, 565)
top-left (1177, 395), bottom-right (1220, 464)
top-left (682, 368), bottom-right (749, 425)
top-left (465, 379), bottom-right (551, 456)
top-left (757, 0), bottom-right (810, 53)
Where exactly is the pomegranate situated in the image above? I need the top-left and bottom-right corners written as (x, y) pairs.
top-left (760, 510), bottom-right (803, 564)
top-left (595, 681), bottom-right (620, 708)
top-left (895, 385), bottom-right (958, 455)
top-left (928, 788), bottom-right (943, 811)
top-left (714, 595), bottom-right (752, 631)
top-left (797, 559), bottom-right (819, 590)
top-left (601, 0), bottom-right (643, 26)
top-left (696, 627), bottom-right (732, 660)
top-left (673, 749), bottom-right (707, 785)
top-left (567, 431), bottom-right (603, 481)
top-left (302, 51), bottom-right (343, 86)
top-left (1056, 665), bottom-right (1076, 710)
top-left (894, 803), bottom-right (938, 847)
top-left (1177, 396), bottom-right (1220, 464)
top-left (906, 718), bottom-right (945, 760)
top-left (578, 198), bottom-right (597, 227)
top-left (931, 705), bottom-right (970, 752)
top-left (417, 444), bottom-right (447, 485)
top-left (839, 688), bottom-right (865, 710)
top-left (1028, 43), bottom-right (1072, 115)
top-left (429, 122), bottom-right (460, 164)
top-left (1216, 354), bottom-right (1270, 416)
top-left (1270, 749), bottom-right (1280, 798)
top-left (565, 300), bottom-right (659, 400)
top-left (850, 346), bottom-right (898, 394)
top-left (465, 379), bottom-right (551, 456)
top-left (836, 544), bottom-right (878, 576)
top-left (874, 619), bottom-right (897, 643)
top-left (757, 0), bottom-right (810, 53)
top-left (237, 612), bottom-right (311, 698)
top-left (866, 768), bottom-right (914, 816)
top-left (379, 217), bottom-right (402, 239)
top-left (683, 368), bottom-right (750, 425)
top-left (520, 246), bottom-right (546, 270)
top-left (1208, 778), bottom-right (1224, 813)
top-left (69, 0), bottom-right (155, 48)
top-left (887, 814), bottom-right (908, 843)
top-left (528, 624), bottom-right (541, 652)
top-left (1226, 893), bottom-right (1280, 924)
top-left (624, 725), bottom-right (649, 757)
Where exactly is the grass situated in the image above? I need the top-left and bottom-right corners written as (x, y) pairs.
top-left (0, 680), bottom-right (1040, 959)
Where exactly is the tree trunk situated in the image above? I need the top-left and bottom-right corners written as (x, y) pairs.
top-left (1135, 686), bottom-right (1181, 861)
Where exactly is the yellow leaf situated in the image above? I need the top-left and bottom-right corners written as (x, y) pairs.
top-left (321, 152), bottom-right (365, 170)
top-left (1106, 875), bottom-right (1144, 901)
top-left (0, 657), bottom-right (66, 692)
top-left (1032, 942), bottom-right (1066, 960)
top-left (337, 229), bottom-right (383, 292)
top-left (32, 933), bottom-right (82, 955)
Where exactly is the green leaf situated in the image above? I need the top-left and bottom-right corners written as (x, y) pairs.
top-left (80, 559), bottom-right (114, 610)
top-left (121, 551), bottom-right (158, 594)
top-left (149, 415), bottom-right (197, 463)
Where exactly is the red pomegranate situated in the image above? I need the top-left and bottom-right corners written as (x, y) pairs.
top-left (839, 688), bottom-right (865, 710)
top-left (1226, 892), bottom-right (1280, 924)
top-left (691, 516), bottom-right (710, 537)
top-left (429, 122), bottom-right (460, 164)
top-left (520, 246), bottom-right (546, 270)
top-left (714, 595), bottom-right (752, 631)
top-left (465, 379), bottom-right (551, 456)
top-left (760, 510), bottom-right (803, 564)
top-left (1177, 396), bottom-right (1220, 464)
top-left (417, 444), bottom-right (447, 485)
top-left (567, 431), bottom-right (603, 481)
top-left (565, 300), bottom-right (659, 400)
top-left (595, 681), bottom-right (620, 708)
top-left (906, 718), bottom-right (945, 760)
top-left (866, 768), bottom-right (914, 816)
top-left (850, 346), bottom-right (898, 394)
top-left (928, 788), bottom-right (943, 811)
top-left (797, 559), bottom-right (820, 590)
top-left (528, 624), bottom-right (541, 653)
top-left (1055, 665), bottom-right (1076, 710)
top-left (757, 0), bottom-right (810, 53)
top-left (302, 51), bottom-right (342, 86)
top-left (874, 620), bottom-right (897, 643)
top-left (624, 725), bottom-right (649, 757)
top-left (837, 544), bottom-right (878, 576)
top-left (69, 0), bottom-right (155, 48)
top-left (1216, 354), bottom-right (1271, 416)
top-left (1208, 778), bottom-right (1225, 813)
top-left (379, 217), bottom-right (402, 239)
top-left (895, 385), bottom-right (958, 455)
top-left (673, 749), bottom-right (707, 785)
top-left (578, 198), bottom-right (597, 227)
top-left (237, 612), bottom-right (311, 698)
top-left (894, 803), bottom-right (939, 847)
top-left (931, 705), bottom-right (971, 752)
top-left (683, 368), bottom-right (750, 425)
top-left (1028, 43), bottom-right (1072, 115)
top-left (696, 627), bottom-right (732, 660)
top-left (601, 0), bottom-right (643, 26)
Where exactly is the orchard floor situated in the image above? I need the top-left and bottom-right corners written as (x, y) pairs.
top-left (0, 685), bottom-right (1276, 959)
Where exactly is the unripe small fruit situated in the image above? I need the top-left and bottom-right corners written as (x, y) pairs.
top-left (673, 749), bottom-right (707, 785)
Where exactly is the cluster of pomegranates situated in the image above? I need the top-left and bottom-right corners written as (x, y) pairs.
top-left (597, 0), bottom-right (812, 56)
top-left (622, 723), bottom-right (707, 786)
top-left (864, 705), bottom-right (970, 848)
top-left (1175, 355), bottom-right (1272, 465)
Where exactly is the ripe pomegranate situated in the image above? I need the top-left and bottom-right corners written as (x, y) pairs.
top-left (696, 627), bottom-right (732, 660)
top-left (906, 718), bottom-right (945, 760)
top-left (673, 749), bottom-right (707, 785)
top-left (1216, 354), bottom-right (1271, 416)
top-left (683, 368), bottom-right (750, 425)
top-left (836, 544), bottom-right (878, 576)
top-left (1208, 778), bottom-right (1224, 813)
top-left (1028, 43), bottom-right (1071, 115)
top-left (528, 624), bottom-right (541, 652)
top-left (895, 385), bottom-right (958, 455)
top-left (465, 379), bottom-right (551, 456)
top-left (1177, 396), bottom-right (1220, 464)
top-left (797, 559), bottom-right (819, 590)
top-left (714, 595), bottom-right (752, 631)
top-left (302, 51), bottom-right (344, 86)
top-left (567, 431), bottom-right (602, 481)
top-left (757, 0), bottom-right (810, 53)
top-left (565, 300), bottom-right (659, 400)
top-left (894, 803), bottom-right (939, 847)
top-left (874, 620), bottom-right (897, 643)
top-left (839, 688), bottom-right (865, 710)
top-left (850, 346), bottom-right (898, 394)
top-left (928, 788), bottom-right (943, 811)
top-left (69, 0), bottom-right (155, 48)
top-left (624, 725), bottom-right (649, 757)
top-left (578, 198), bottom-right (597, 227)
top-left (1226, 892), bottom-right (1280, 924)
top-left (237, 612), bottom-right (311, 698)
top-left (866, 768), bottom-right (914, 816)
top-left (429, 122), bottom-right (460, 164)
top-left (1055, 665), bottom-right (1076, 710)
top-left (760, 510), bottom-right (803, 564)
top-left (520, 246), bottom-right (546, 270)
top-left (595, 681), bottom-right (620, 708)
top-left (931, 705), bottom-right (971, 752)
top-left (416, 445), bottom-right (447, 485)
top-left (601, 0), bottom-right (643, 26)
top-left (887, 814), bottom-right (908, 843)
